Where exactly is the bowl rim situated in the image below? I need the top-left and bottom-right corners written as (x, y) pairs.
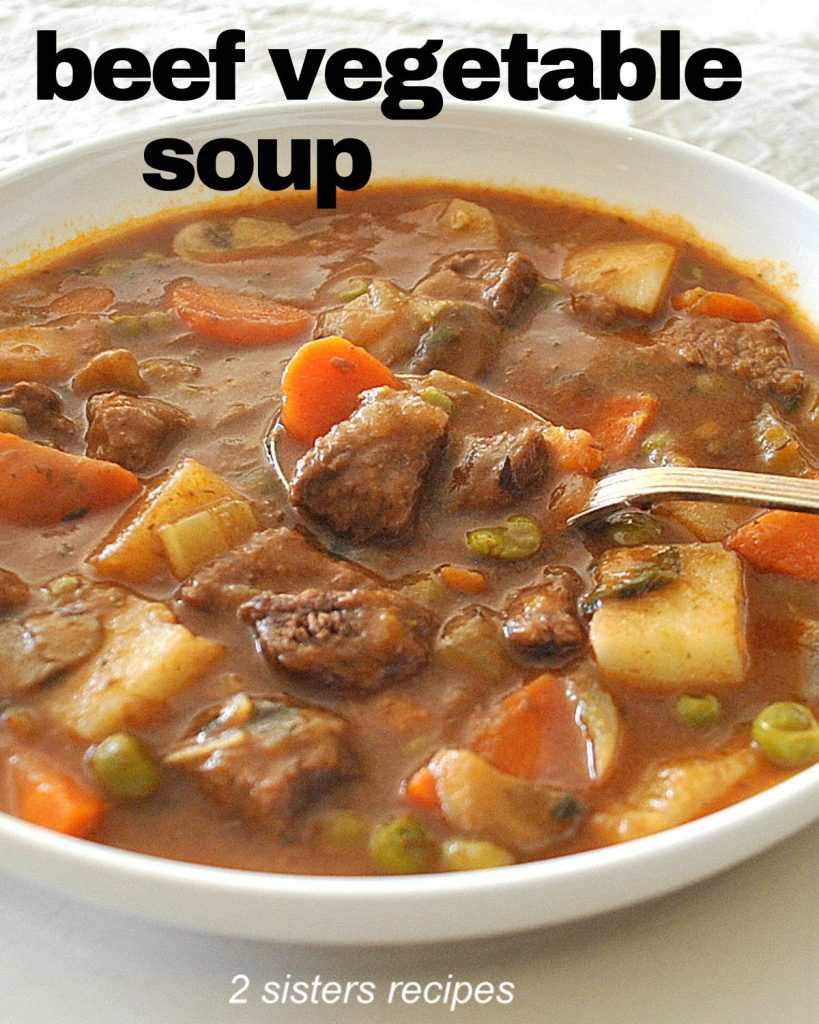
top-left (1, 99), bottom-right (818, 943)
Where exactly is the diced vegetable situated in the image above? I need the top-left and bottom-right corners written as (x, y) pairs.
top-left (280, 336), bottom-right (401, 444)
top-left (430, 198), bottom-right (501, 249)
top-left (440, 838), bottom-right (514, 871)
top-left (90, 458), bottom-right (243, 584)
top-left (368, 815), bottom-right (437, 874)
top-left (466, 514), bottom-right (543, 561)
top-left (47, 593), bottom-right (224, 741)
top-left (670, 287), bottom-right (765, 323)
top-left (592, 749), bottom-right (758, 843)
top-left (676, 694), bottom-right (721, 726)
top-left (46, 287), bottom-right (115, 318)
top-left (437, 564), bottom-right (487, 595)
top-left (564, 240), bottom-right (676, 317)
top-left (751, 702), bottom-right (819, 767)
top-left (71, 348), bottom-right (147, 394)
top-left (471, 675), bottom-right (590, 789)
top-left (6, 750), bottom-right (105, 837)
top-left (436, 607), bottom-right (513, 684)
top-left (0, 433), bottom-right (140, 527)
top-left (316, 809), bottom-right (369, 849)
top-left (658, 500), bottom-right (754, 542)
top-left (418, 386), bottom-right (454, 414)
top-left (170, 280), bottom-right (311, 346)
top-left (587, 394), bottom-right (658, 461)
top-left (426, 748), bottom-right (581, 854)
top-left (0, 324), bottom-right (101, 383)
top-left (173, 217), bottom-right (298, 262)
top-left (589, 543), bottom-right (746, 689)
top-left (540, 423), bottom-right (604, 474)
top-left (752, 404), bottom-right (809, 475)
top-left (157, 498), bottom-right (258, 580)
top-left (605, 511), bottom-right (663, 547)
top-left (564, 667), bottom-right (621, 783)
top-left (726, 510), bottom-right (819, 582)
top-left (583, 545), bottom-right (682, 612)
top-left (0, 410), bottom-right (28, 435)
top-left (404, 765), bottom-right (440, 811)
top-left (88, 732), bottom-right (161, 799)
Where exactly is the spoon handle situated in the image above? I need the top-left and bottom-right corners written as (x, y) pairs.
top-left (568, 466), bottom-right (819, 527)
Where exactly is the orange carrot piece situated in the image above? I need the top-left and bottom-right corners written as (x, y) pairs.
top-left (471, 674), bottom-right (589, 789)
top-left (0, 432), bottom-right (140, 526)
top-left (727, 510), bottom-right (819, 582)
top-left (588, 393), bottom-right (658, 460)
top-left (543, 424), bottom-right (604, 475)
top-left (671, 287), bottom-right (765, 323)
top-left (170, 280), bottom-right (312, 346)
top-left (8, 751), bottom-right (105, 837)
top-left (281, 336), bottom-right (401, 444)
top-left (404, 765), bottom-right (440, 812)
top-left (439, 564), bottom-right (487, 595)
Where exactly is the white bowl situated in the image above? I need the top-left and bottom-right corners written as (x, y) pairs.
top-left (1, 102), bottom-right (819, 945)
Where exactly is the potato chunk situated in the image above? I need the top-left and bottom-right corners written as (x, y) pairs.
top-left (48, 594), bottom-right (224, 741)
top-left (592, 749), bottom-right (758, 843)
top-left (589, 543), bottom-right (746, 689)
top-left (0, 324), bottom-right (102, 383)
top-left (89, 458), bottom-right (245, 584)
top-left (564, 240), bottom-right (676, 317)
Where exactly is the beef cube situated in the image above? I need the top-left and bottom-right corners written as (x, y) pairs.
top-left (0, 382), bottom-right (75, 443)
top-left (0, 568), bottom-right (28, 613)
top-left (165, 692), bottom-right (352, 826)
top-left (656, 316), bottom-right (804, 397)
top-left (85, 391), bottom-right (193, 471)
top-left (503, 569), bottom-right (584, 657)
top-left (290, 388), bottom-right (449, 543)
top-left (241, 588), bottom-right (436, 690)
top-left (449, 425), bottom-right (551, 510)
top-left (179, 527), bottom-right (373, 612)
top-left (415, 250), bottom-right (539, 325)
top-left (570, 292), bottom-right (622, 328)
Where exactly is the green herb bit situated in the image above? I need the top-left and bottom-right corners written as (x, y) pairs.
top-left (369, 815), bottom-right (437, 874)
top-left (538, 280), bottom-right (564, 302)
top-left (583, 545), bottom-right (682, 613)
top-left (606, 511), bottom-right (663, 547)
top-left (691, 372), bottom-right (720, 395)
top-left (109, 311), bottom-right (174, 339)
top-left (88, 732), bottom-right (161, 800)
top-left (752, 702), bottom-right (819, 767)
top-left (676, 693), bottom-right (721, 726)
top-left (465, 514), bottom-right (543, 561)
top-left (418, 386), bottom-right (454, 414)
top-left (333, 277), bottom-right (370, 303)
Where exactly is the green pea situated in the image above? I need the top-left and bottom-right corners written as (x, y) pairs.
top-left (466, 514), bottom-right (543, 561)
top-left (676, 694), bottom-right (721, 726)
top-left (88, 732), bottom-right (161, 800)
top-left (607, 512), bottom-right (663, 547)
top-left (440, 839), bottom-right (515, 872)
top-left (369, 815), bottom-right (437, 874)
top-left (319, 809), bottom-right (369, 850)
top-left (333, 277), bottom-right (370, 303)
top-left (752, 702), bottom-right (819, 767)
top-left (419, 386), bottom-right (454, 415)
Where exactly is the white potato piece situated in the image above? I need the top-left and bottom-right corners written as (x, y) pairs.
top-left (563, 240), bottom-right (676, 316)
top-left (592, 748), bottom-right (758, 843)
top-left (589, 543), bottom-right (746, 689)
top-left (658, 500), bottom-right (755, 542)
top-left (0, 324), bottom-right (103, 383)
top-left (158, 497), bottom-right (258, 580)
top-left (89, 458), bottom-right (245, 584)
top-left (48, 595), bottom-right (224, 741)
top-left (564, 667), bottom-right (621, 783)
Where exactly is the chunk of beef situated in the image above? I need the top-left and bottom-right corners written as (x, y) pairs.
top-left (415, 250), bottom-right (539, 325)
top-left (179, 527), bottom-right (373, 613)
top-left (85, 391), bottom-right (193, 471)
top-left (449, 425), bottom-right (551, 510)
top-left (241, 588), bottom-right (436, 690)
top-left (0, 608), bottom-right (103, 696)
top-left (290, 388), bottom-right (449, 543)
top-left (503, 569), bottom-right (584, 657)
top-left (165, 692), bottom-right (352, 826)
top-left (570, 292), bottom-right (621, 328)
top-left (0, 568), bottom-right (28, 613)
top-left (0, 382), bottom-right (75, 444)
top-left (656, 316), bottom-right (804, 397)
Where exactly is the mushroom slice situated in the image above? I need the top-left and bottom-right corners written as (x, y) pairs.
top-left (173, 217), bottom-right (298, 262)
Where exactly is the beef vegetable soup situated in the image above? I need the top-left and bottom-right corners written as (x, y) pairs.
top-left (1, 184), bottom-right (818, 875)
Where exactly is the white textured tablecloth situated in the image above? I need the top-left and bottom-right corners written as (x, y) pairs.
top-left (1, 3), bottom-right (818, 1023)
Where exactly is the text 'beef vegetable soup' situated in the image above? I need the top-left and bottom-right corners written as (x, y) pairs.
top-left (1, 185), bottom-right (818, 876)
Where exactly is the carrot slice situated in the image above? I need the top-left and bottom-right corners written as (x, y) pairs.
top-left (671, 287), bottom-right (765, 323)
top-left (439, 565), bottom-right (487, 595)
top-left (588, 393), bottom-right (658, 461)
top-left (404, 765), bottom-right (440, 812)
top-left (7, 751), bottom-right (105, 837)
top-left (0, 432), bottom-right (140, 526)
top-left (170, 280), bottom-right (312, 346)
top-left (281, 336), bottom-right (401, 444)
top-left (727, 510), bottom-right (819, 582)
top-left (471, 674), bottom-right (590, 789)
